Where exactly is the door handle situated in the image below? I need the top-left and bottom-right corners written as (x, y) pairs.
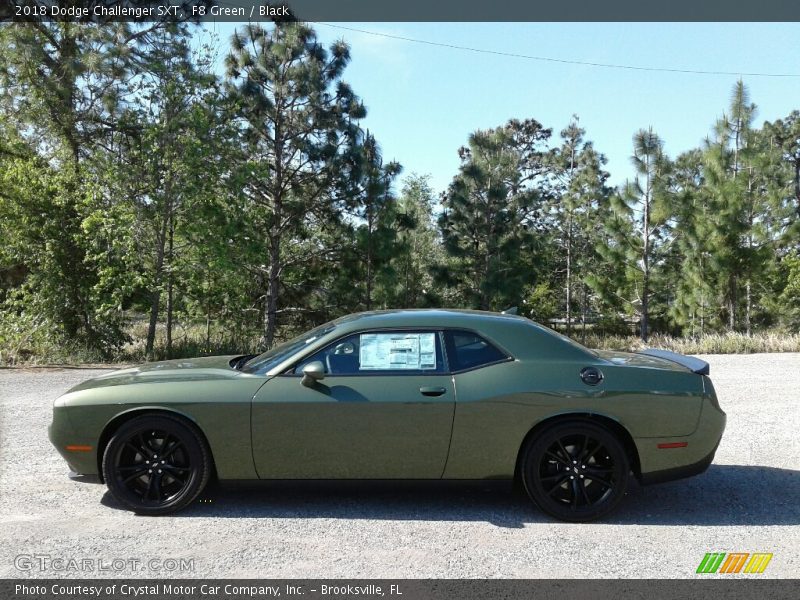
top-left (419, 386), bottom-right (447, 397)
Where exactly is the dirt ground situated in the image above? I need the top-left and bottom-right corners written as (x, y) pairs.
top-left (0, 353), bottom-right (798, 578)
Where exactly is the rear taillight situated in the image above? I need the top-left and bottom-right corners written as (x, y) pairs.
top-left (702, 375), bottom-right (723, 412)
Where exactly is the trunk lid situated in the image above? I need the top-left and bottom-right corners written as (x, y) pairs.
top-left (595, 349), bottom-right (709, 374)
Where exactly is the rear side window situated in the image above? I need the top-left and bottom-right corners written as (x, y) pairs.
top-left (445, 330), bottom-right (508, 372)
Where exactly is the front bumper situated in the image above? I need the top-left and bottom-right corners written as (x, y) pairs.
top-left (49, 406), bottom-right (98, 476)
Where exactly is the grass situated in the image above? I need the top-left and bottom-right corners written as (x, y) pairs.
top-left (582, 331), bottom-right (800, 355)
top-left (2, 320), bottom-right (800, 366)
top-left (0, 319), bottom-right (261, 366)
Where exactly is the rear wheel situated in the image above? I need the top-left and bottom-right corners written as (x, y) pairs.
top-left (521, 421), bottom-right (629, 522)
top-left (102, 415), bottom-right (211, 515)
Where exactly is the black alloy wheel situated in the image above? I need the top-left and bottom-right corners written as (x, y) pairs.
top-left (103, 415), bottom-right (211, 515)
top-left (522, 421), bottom-right (630, 522)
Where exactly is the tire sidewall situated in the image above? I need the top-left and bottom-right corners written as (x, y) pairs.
top-left (102, 415), bottom-right (209, 515)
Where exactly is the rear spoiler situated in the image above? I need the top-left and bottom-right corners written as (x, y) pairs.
top-left (637, 349), bottom-right (710, 375)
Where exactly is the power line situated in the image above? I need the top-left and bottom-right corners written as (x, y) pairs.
top-left (314, 22), bottom-right (800, 79)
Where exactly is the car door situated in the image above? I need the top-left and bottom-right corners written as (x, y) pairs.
top-left (251, 329), bottom-right (455, 479)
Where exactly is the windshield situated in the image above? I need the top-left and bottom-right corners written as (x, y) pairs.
top-left (242, 322), bottom-right (337, 373)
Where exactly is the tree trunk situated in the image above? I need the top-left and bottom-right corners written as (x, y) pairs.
top-left (145, 236), bottom-right (167, 360)
top-left (641, 155), bottom-right (651, 343)
top-left (366, 210), bottom-right (373, 310)
top-left (404, 240), bottom-right (411, 307)
top-left (565, 145), bottom-right (576, 335)
top-left (565, 213), bottom-right (572, 336)
top-left (794, 160), bottom-right (800, 219)
top-left (144, 279), bottom-right (161, 358)
top-left (641, 274), bottom-right (649, 343)
top-left (145, 89), bottom-right (175, 360)
top-left (263, 233), bottom-right (281, 350)
top-left (745, 174), bottom-right (754, 336)
top-left (745, 280), bottom-right (752, 336)
top-left (165, 213), bottom-right (174, 359)
top-left (262, 108), bottom-right (285, 350)
top-left (580, 283), bottom-right (587, 343)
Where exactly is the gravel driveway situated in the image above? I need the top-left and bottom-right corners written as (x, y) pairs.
top-left (1, 353), bottom-right (798, 579)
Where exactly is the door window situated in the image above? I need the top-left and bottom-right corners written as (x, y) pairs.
top-left (294, 331), bottom-right (445, 375)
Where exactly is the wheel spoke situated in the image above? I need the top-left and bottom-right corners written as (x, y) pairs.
top-left (545, 450), bottom-right (570, 466)
top-left (163, 466), bottom-right (189, 482)
top-left (584, 442), bottom-right (605, 463)
top-left (161, 440), bottom-right (184, 460)
top-left (137, 433), bottom-right (154, 458)
top-left (121, 468), bottom-right (148, 484)
top-left (117, 464), bottom-right (146, 472)
top-left (585, 466), bottom-right (614, 474)
top-left (570, 478), bottom-right (579, 509)
top-left (556, 440), bottom-right (573, 464)
top-left (546, 477), bottom-right (568, 496)
top-left (124, 442), bottom-right (143, 457)
top-left (578, 479), bottom-right (592, 506)
top-left (144, 475), bottom-right (155, 500)
top-left (584, 472), bottom-right (613, 488)
top-left (151, 473), bottom-right (163, 501)
top-left (164, 465), bottom-right (190, 473)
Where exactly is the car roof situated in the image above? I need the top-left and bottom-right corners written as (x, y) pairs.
top-left (331, 308), bottom-right (530, 330)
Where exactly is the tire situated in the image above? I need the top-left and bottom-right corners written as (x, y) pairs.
top-left (102, 414), bottom-right (211, 515)
top-left (521, 421), bottom-right (630, 522)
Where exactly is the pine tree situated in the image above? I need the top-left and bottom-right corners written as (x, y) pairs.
top-left (701, 81), bottom-right (765, 333)
top-left (437, 119), bottom-right (552, 310)
top-left (551, 116), bottom-right (611, 335)
top-left (347, 132), bottom-right (403, 310)
top-left (395, 174), bottom-right (443, 308)
top-left (669, 150), bottom-right (715, 336)
top-left (762, 111), bottom-right (800, 247)
top-left (607, 128), bottom-right (671, 342)
top-left (225, 22), bottom-right (366, 348)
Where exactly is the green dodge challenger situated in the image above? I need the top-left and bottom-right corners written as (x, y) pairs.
top-left (49, 309), bottom-right (726, 521)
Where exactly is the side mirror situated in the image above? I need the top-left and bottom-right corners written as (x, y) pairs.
top-left (301, 361), bottom-right (326, 387)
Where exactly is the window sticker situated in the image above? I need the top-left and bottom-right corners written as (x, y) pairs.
top-left (359, 333), bottom-right (437, 370)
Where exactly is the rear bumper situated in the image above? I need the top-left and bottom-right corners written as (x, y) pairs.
top-left (639, 437), bottom-right (721, 485)
top-left (635, 396), bottom-right (726, 484)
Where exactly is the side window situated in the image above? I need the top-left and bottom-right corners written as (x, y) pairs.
top-left (445, 330), bottom-right (508, 372)
top-left (294, 331), bottom-right (444, 375)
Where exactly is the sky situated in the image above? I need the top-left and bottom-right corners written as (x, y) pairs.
top-left (202, 22), bottom-right (800, 195)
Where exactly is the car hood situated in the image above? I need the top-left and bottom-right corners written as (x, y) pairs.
top-left (594, 349), bottom-right (692, 372)
top-left (65, 355), bottom-right (242, 392)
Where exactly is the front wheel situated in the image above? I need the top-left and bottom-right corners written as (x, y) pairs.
top-left (521, 421), bottom-right (630, 522)
top-left (102, 415), bottom-right (211, 515)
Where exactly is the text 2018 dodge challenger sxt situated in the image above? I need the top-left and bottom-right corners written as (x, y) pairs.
top-left (49, 309), bottom-right (725, 521)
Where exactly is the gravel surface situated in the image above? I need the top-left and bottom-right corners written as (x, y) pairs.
top-left (0, 354), bottom-right (798, 579)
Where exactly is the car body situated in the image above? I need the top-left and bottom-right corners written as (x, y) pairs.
top-left (49, 309), bottom-right (726, 520)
